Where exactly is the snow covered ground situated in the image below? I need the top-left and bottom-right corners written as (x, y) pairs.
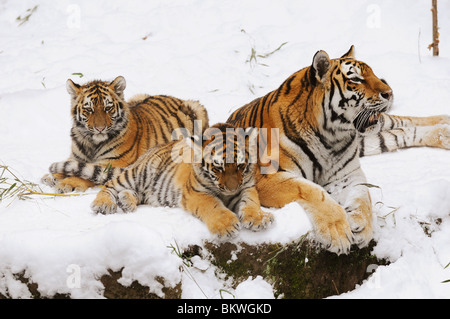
top-left (0, 0), bottom-right (449, 298)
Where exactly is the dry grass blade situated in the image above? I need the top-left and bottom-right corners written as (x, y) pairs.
top-left (16, 5), bottom-right (39, 26)
top-left (246, 40), bottom-right (288, 67)
top-left (257, 42), bottom-right (288, 59)
top-left (0, 165), bottom-right (83, 204)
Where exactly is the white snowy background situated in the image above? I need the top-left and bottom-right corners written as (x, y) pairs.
top-left (0, 0), bottom-right (449, 298)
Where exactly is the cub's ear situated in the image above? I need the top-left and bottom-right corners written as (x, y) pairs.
top-left (341, 45), bottom-right (355, 59)
top-left (312, 50), bottom-right (331, 83)
top-left (66, 79), bottom-right (81, 98)
top-left (244, 127), bottom-right (258, 143)
top-left (109, 76), bottom-right (126, 98)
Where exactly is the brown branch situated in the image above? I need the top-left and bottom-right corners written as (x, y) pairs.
top-left (431, 0), bottom-right (439, 56)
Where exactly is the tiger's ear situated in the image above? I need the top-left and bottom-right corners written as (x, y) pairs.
top-left (312, 50), bottom-right (331, 83)
top-left (109, 76), bottom-right (126, 98)
top-left (66, 79), bottom-right (81, 99)
top-left (341, 45), bottom-right (355, 59)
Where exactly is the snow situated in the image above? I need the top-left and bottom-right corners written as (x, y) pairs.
top-left (234, 276), bottom-right (275, 299)
top-left (1, 0), bottom-right (450, 299)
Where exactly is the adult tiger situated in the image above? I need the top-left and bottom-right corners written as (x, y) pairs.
top-left (42, 76), bottom-right (209, 193)
top-left (227, 46), bottom-right (450, 254)
top-left (77, 123), bottom-right (273, 237)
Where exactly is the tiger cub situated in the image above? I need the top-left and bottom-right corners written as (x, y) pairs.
top-left (89, 123), bottom-right (273, 237)
top-left (42, 76), bottom-right (209, 193)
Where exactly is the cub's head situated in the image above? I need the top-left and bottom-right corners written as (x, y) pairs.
top-left (311, 45), bottom-right (393, 134)
top-left (67, 76), bottom-right (128, 143)
top-left (198, 123), bottom-right (257, 195)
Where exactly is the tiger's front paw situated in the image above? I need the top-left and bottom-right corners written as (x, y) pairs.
top-left (239, 207), bottom-right (274, 231)
top-left (346, 209), bottom-right (373, 248)
top-left (309, 203), bottom-right (353, 255)
top-left (91, 189), bottom-right (118, 215)
top-left (431, 124), bottom-right (450, 149)
top-left (344, 197), bottom-right (373, 248)
top-left (205, 209), bottom-right (241, 238)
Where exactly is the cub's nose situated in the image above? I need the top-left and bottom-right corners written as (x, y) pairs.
top-left (224, 178), bottom-right (239, 192)
top-left (95, 126), bottom-right (105, 133)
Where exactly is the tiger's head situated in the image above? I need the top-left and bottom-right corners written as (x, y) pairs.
top-left (67, 76), bottom-right (128, 143)
top-left (197, 123), bottom-right (257, 195)
top-left (311, 45), bottom-right (393, 134)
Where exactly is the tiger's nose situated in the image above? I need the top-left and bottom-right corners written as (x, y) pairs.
top-left (95, 126), bottom-right (105, 133)
top-left (380, 90), bottom-right (392, 100)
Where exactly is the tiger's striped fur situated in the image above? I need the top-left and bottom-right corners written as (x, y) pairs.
top-left (227, 46), bottom-right (450, 254)
top-left (42, 76), bottom-right (209, 193)
top-left (89, 123), bottom-right (273, 237)
top-left (359, 113), bottom-right (450, 156)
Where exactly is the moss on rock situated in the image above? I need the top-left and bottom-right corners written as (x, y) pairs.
top-left (202, 239), bottom-right (387, 299)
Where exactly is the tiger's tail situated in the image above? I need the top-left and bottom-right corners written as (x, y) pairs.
top-left (49, 160), bottom-right (124, 184)
top-left (181, 100), bottom-right (210, 132)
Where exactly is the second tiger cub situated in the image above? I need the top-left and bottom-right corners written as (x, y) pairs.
top-left (91, 123), bottom-right (273, 237)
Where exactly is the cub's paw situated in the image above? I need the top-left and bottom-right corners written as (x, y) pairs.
top-left (91, 189), bottom-right (118, 215)
top-left (206, 209), bottom-right (241, 238)
top-left (309, 203), bottom-right (353, 255)
top-left (239, 208), bottom-right (274, 231)
top-left (51, 177), bottom-right (94, 193)
top-left (41, 174), bottom-right (57, 187)
top-left (117, 190), bottom-right (139, 213)
top-left (41, 173), bottom-right (64, 187)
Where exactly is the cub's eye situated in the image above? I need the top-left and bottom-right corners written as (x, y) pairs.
top-left (104, 101), bottom-right (114, 112)
top-left (242, 164), bottom-right (251, 173)
top-left (83, 101), bottom-right (93, 112)
top-left (212, 158), bottom-right (223, 168)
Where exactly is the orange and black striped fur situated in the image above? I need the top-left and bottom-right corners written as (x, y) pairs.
top-left (227, 46), bottom-right (450, 254)
top-left (42, 76), bottom-right (209, 193)
top-left (87, 123), bottom-right (273, 237)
